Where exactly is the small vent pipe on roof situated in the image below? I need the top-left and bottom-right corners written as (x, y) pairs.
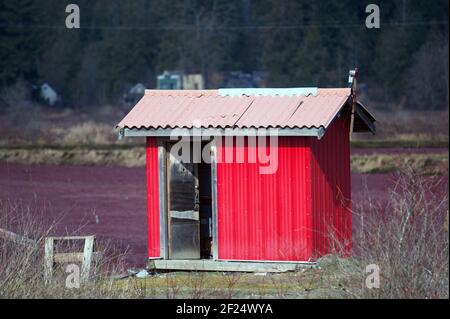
top-left (348, 68), bottom-right (358, 139)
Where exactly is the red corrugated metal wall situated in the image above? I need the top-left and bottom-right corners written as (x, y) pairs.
top-left (310, 117), bottom-right (352, 258)
top-left (145, 120), bottom-right (352, 261)
top-left (146, 137), bottom-right (160, 258)
top-left (216, 137), bottom-right (313, 261)
top-left (216, 118), bottom-right (352, 262)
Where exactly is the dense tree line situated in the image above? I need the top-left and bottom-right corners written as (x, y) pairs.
top-left (0, 0), bottom-right (448, 109)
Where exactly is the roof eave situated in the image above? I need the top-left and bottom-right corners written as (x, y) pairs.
top-left (353, 101), bottom-right (376, 134)
top-left (119, 127), bottom-right (326, 139)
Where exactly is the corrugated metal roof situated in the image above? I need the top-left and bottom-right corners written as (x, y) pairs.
top-left (117, 88), bottom-right (352, 130)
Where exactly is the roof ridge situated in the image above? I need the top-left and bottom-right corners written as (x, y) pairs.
top-left (218, 87), bottom-right (318, 97)
top-left (144, 89), bottom-right (218, 97)
top-left (143, 87), bottom-right (351, 97)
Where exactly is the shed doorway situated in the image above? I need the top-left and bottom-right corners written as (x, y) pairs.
top-left (166, 141), bottom-right (213, 260)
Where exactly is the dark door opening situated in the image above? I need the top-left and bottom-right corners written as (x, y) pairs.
top-left (198, 161), bottom-right (212, 259)
top-left (166, 141), bottom-right (213, 260)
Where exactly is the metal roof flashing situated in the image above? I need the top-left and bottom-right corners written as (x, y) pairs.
top-left (121, 126), bottom-right (326, 138)
top-left (218, 87), bottom-right (318, 97)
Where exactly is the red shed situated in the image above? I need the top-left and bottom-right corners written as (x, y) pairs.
top-left (117, 74), bottom-right (375, 272)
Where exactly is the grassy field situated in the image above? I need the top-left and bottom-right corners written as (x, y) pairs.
top-left (112, 256), bottom-right (362, 299)
top-left (0, 145), bottom-right (447, 175)
top-left (0, 105), bottom-right (448, 174)
top-left (351, 139), bottom-right (448, 149)
top-left (0, 105), bottom-right (448, 146)
top-left (0, 107), bottom-right (448, 299)
top-left (351, 153), bottom-right (448, 175)
top-left (0, 165), bottom-right (448, 299)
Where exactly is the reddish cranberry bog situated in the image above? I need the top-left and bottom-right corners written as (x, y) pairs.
top-left (117, 70), bottom-right (376, 272)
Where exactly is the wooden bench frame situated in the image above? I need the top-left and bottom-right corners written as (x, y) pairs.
top-left (44, 235), bottom-right (100, 285)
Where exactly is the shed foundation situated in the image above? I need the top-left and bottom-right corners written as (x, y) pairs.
top-left (147, 259), bottom-right (316, 273)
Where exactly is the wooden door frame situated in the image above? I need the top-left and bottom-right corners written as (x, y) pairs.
top-left (157, 139), bottom-right (169, 259)
top-left (165, 140), bottom-right (200, 259)
top-left (157, 137), bottom-right (218, 260)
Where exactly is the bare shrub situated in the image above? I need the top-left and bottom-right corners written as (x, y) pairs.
top-left (164, 273), bottom-right (181, 299)
top-left (187, 272), bottom-right (206, 299)
top-left (406, 32), bottom-right (449, 111)
top-left (0, 80), bottom-right (46, 143)
top-left (63, 121), bottom-right (116, 145)
top-left (0, 79), bottom-right (32, 110)
top-left (268, 274), bottom-right (289, 298)
top-left (353, 168), bottom-right (449, 298)
top-left (223, 272), bottom-right (241, 299)
top-left (351, 153), bottom-right (449, 175)
top-left (0, 200), bottom-right (143, 299)
top-left (354, 109), bottom-right (449, 142)
top-left (313, 167), bottom-right (448, 299)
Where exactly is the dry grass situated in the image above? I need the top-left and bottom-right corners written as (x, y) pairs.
top-left (0, 200), bottom-right (145, 298)
top-left (354, 109), bottom-right (449, 143)
top-left (1, 147), bottom-right (447, 175)
top-left (0, 169), bottom-right (448, 299)
top-left (0, 99), bottom-right (448, 147)
top-left (60, 122), bottom-right (117, 145)
top-left (0, 97), bottom-right (132, 146)
top-left (0, 146), bottom-right (146, 167)
top-left (352, 168), bottom-right (449, 298)
top-left (117, 170), bottom-right (448, 299)
top-left (305, 168), bottom-right (448, 299)
top-left (351, 153), bottom-right (449, 175)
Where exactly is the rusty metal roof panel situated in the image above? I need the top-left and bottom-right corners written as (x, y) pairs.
top-left (117, 88), bottom-right (352, 130)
